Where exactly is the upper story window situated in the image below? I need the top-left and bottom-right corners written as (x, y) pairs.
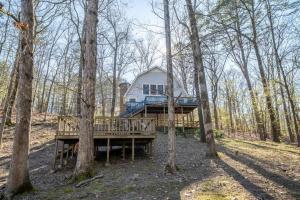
top-left (150, 85), bottom-right (157, 95)
top-left (143, 84), bottom-right (149, 95)
top-left (129, 98), bottom-right (136, 102)
top-left (158, 85), bottom-right (164, 95)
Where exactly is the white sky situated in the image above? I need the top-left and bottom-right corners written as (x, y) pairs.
top-left (123, 0), bottom-right (166, 82)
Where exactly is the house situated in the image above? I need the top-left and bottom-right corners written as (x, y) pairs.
top-left (124, 67), bottom-right (189, 103)
top-left (119, 67), bottom-right (199, 129)
top-left (54, 67), bottom-right (200, 168)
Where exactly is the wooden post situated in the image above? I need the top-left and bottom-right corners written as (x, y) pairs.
top-left (65, 144), bottom-right (69, 165)
top-left (163, 104), bottom-right (166, 133)
top-left (132, 138), bottom-right (135, 161)
top-left (52, 139), bottom-right (59, 170)
top-left (59, 140), bottom-right (64, 168)
top-left (70, 144), bottom-right (74, 158)
top-left (149, 140), bottom-right (153, 158)
top-left (182, 107), bottom-right (185, 133)
top-left (106, 138), bottom-right (110, 166)
top-left (122, 142), bottom-right (125, 160)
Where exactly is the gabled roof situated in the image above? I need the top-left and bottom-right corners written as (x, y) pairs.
top-left (124, 66), bottom-right (189, 97)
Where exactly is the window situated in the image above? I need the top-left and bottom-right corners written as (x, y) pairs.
top-left (158, 85), bottom-right (164, 95)
top-left (129, 98), bottom-right (136, 102)
top-left (143, 84), bottom-right (149, 95)
top-left (150, 85), bottom-right (157, 95)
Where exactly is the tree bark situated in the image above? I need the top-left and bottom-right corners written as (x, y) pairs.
top-left (6, 0), bottom-right (34, 195)
top-left (74, 0), bottom-right (98, 176)
top-left (194, 64), bottom-right (206, 143)
top-left (163, 0), bottom-right (176, 173)
top-left (110, 47), bottom-right (117, 118)
top-left (186, 0), bottom-right (217, 157)
top-left (6, 70), bottom-right (18, 126)
top-left (77, 17), bottom-right (86, 117)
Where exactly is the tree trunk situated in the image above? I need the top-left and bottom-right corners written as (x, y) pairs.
top-left (74, 0), bottom-right (98, 176)
top-left (6, 70), bottom-right (19, 126)
top-left (225, 3), bottom-right (266, 140)
top-left (194, 64), bottom-right (206, 142)
top-left (163, 0), bottom-right (176, 173)
top-left (77, 18), bottom-right (86, 117)
top-left (212, 87), bottom-right (219, 130)
top-left (249, 2), bottom-right (281, 142)
top-left (6, 0), bottom-right (34, 195)
top-left (43, 66), bottom-right (60, 121)
top-left (110, 49), bottom-right (117, 118)
top-left (264, 0), bottom-right (299, 145)
top-left (0, 49), bottom-right (19, 147)
top-left (186, 0), bottom-right (217, 157)
top-left (244, 75), bottom-right (266, 140)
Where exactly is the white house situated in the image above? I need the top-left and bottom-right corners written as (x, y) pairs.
top-left (124, 67), bottom-right (189, 103)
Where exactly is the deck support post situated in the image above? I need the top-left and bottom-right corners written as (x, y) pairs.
top-left (52, 139), bottom-right (59, 170)
top-left (181, 107), bottom-right (185, 133)
top-left (122, 142), bottom-right (125, 160)
top-left (65, 144), bottom-right (69, 165)
top-left (149, 140), bottom-right (153, 158)
top-left (70, 144), bottom-right (74, 159)
top-left (163, 104), bottom-right (166, 133)
top-left (132, 138), bottom-right (135, 161)
top-left (106, 138), bottom-right (110, 166)
top-left (59, 140), bottom-right (65, 168)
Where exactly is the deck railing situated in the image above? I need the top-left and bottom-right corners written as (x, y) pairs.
top-left (57, 116), bottom-right (156, 137)
top-left (123, 96), bottom-right (198, 115)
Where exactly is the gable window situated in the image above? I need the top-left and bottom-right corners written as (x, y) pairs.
top-left (158, 85), bottom-right (164, 95)
top-left (129, 98), bottom-right (136, 102)
top-left (143, 84), bottom-right (149, 95)
top-left (150, 84), bottom-right (157, 95)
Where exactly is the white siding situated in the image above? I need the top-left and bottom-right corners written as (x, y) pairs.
top-left (125, 68), bottom-right (188, 102)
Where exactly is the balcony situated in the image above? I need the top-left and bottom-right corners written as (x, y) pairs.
top-left (125, 96), bottom-right (198, 114)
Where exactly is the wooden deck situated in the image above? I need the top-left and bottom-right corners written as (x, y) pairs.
top-left (56, 116), bottom-right (157, 139)
top-left (53, 116), bottom-right (156, 169)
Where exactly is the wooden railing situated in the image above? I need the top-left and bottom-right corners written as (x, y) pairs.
top-left (56, 116), bottom-right (156, 137)
top-left (157, 119), bottom-right (199, 128)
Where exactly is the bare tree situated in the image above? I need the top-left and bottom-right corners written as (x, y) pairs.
top-left (163, 0), bottom-right (176, 173)
top-left (74, 0), bottom-right (98, 177)
top-left (6, 0), bottom-right (34, 195)
top-left (185, 0), bottom-right (217, 157)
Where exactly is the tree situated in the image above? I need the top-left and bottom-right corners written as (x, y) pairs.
top-left (240, 0), bottom-right (281, 142)
top-left (102, 6), bottom-right (131, 117)
top-left (163, 0), bottom-right (176, 173)
top-left (185, 0), bottom-right (217, 157)
top-left (0, 47), bottom-right (19, 148)
top-left (6, 0), bottom-right (34, 195)
top-left (263, 0), bottom-right (300, 146)
top-left (215, 1), bottom-right (267, 140)
top-left (74, 0), bottom-right (98, 177)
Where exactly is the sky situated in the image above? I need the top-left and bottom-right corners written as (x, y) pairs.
top-left (124, 0), bottom-right (163, 35)
top-left (122, 0), bottom-right (166, 82)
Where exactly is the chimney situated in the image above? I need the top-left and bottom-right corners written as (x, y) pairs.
top-left (119, 82), bottom-right (130, 113)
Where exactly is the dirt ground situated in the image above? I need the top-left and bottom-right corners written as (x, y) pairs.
top-left (0, 117), bottom-right (299, 200)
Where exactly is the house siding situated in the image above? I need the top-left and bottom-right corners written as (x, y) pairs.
top-left (125, 68), bottom-right (188, 102)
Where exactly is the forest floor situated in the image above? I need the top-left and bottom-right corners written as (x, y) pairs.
top-left (0, 113), bottom-right (299, 200)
